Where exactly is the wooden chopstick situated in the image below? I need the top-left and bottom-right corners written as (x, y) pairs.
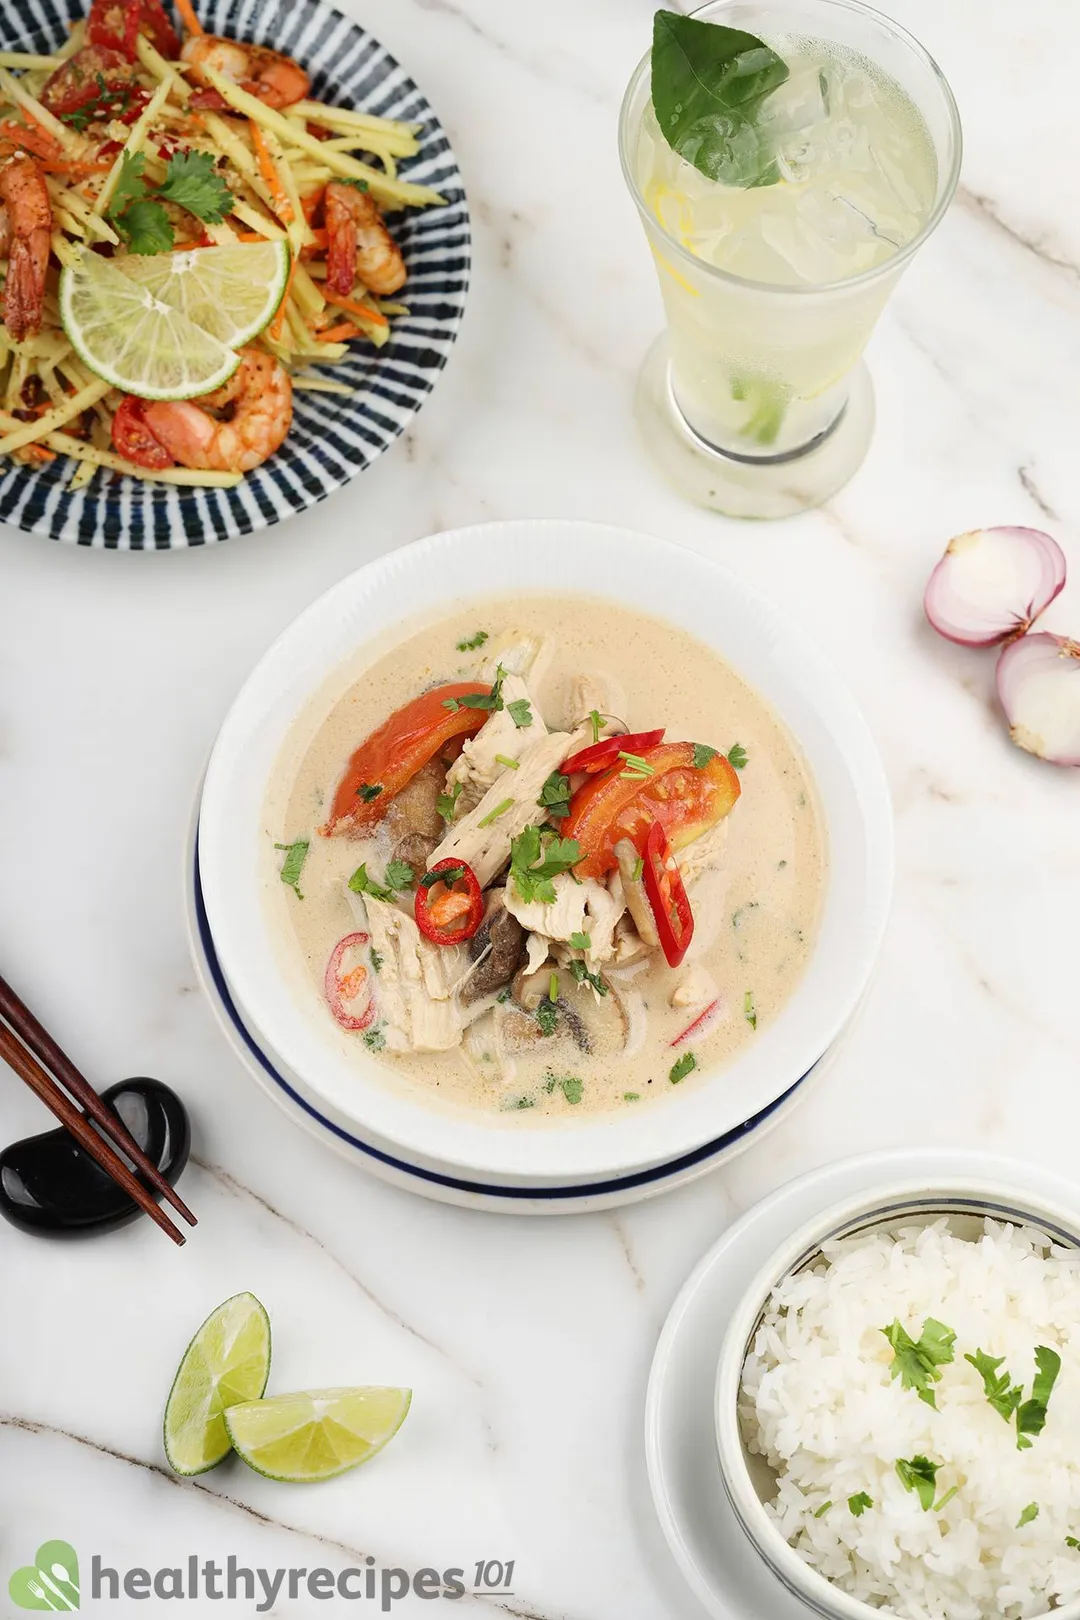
top-left (0, 1019), bottom-right (186, 1245)
top-left (0, 972), bottom-right (196, 1229)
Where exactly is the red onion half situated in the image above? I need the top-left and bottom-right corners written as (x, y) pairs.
top-left (924, 527), bottom-right (1066, 647)
top-left (996, 633), bottom-right (1080, 766)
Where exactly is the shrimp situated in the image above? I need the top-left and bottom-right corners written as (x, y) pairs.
top-left (0, 150), bottom-right (52, 342)
top-left (324, 181), bottom-right (407, 299)
top-left (181, 35), bottom-right (309, 110)
top-left (142, 349), bottom-right (293, 472)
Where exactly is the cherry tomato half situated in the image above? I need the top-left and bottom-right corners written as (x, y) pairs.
top-left (563, 742), bottom-right (740, 879)
top-left (111, 395), bottom-right (175, 470)
top-left (320, 683), bottom-right (493, 837)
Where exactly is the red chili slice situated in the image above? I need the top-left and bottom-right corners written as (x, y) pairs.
top-left (324, 932), bottom-right (377, 1031)
top-left (641, 820), bottom-right (694, 968)
top-left (670, 996), bottom-right (723, 1047)
top-left (415, 860), bottom-right (484, 946)
top-left (562, 728), bottom-right (666, 776)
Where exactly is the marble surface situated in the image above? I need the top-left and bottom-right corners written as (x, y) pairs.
top-left (3, 0), bottom-right (1080, 1613)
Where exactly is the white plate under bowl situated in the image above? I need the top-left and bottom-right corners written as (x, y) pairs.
top-left (197, 520), bottom-right (893, 1187)
top-left (644, 1148), bottom-right (1080, 1620)
top-left (185, 803), bottom-right (850, 1211)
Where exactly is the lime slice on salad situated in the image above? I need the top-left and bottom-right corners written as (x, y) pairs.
top-left (225, 1387), bottom-right (412, 1483)
top-left (115, 240), bottom-right (292, 348)
top-left (163, 1292), bottom-right (271, 1476)
top-left (59, 250), bottom-right (240, 400)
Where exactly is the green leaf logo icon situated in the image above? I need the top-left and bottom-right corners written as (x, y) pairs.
top-left (9, 1541), bottom-right (80, 1610)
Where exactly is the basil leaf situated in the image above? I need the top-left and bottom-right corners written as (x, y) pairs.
top-left (651, 10), bottom-right (789, 189)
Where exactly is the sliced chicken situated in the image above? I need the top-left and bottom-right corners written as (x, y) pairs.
top-left (480, 631), bottom-right (554, 686)
top-left (362, 894), bottom-right (465, 1051)
top-left (677, 816), bottom-right (730, 886)
top-left (504, 870), bottom-right (590, 942)
top-left (568, 671), bottom-right (626, 733)
top-left (443, 672), bottom-right (548, 816)
top-left (428, 729), bottom-right (574, 887)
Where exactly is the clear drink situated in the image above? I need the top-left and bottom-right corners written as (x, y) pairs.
top-left (619, 0), bottom-right (961, 518)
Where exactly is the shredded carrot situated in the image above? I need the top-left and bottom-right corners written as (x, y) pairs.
top-left (236, 230), bottom-right (268, 243)
top-left (21, 444), bottom-right (56, 463)
top-left (174, 0), bottom-right (205, 35)
top-left (315, 321), bottom-right (359, 342)
top-left (322, 291), bottom-right (389, 327)
top-left (268, 258), bottom-right (298, 343)
top-left (249, 121), bottom-right (293, 224)
top-left (0, 121), bottom-right (61, 162)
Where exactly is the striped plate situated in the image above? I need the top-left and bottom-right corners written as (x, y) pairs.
top-left (0, 0), bottom-right (470, 548)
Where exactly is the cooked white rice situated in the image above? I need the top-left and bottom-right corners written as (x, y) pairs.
top-left (740, 1219), bottom-right (1080, 1620)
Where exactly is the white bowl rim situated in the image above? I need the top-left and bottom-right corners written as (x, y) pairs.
top-left (198, 518), bottom-right (894, 1181)
top-left (714, 1173), bottom-right (1080, 1620)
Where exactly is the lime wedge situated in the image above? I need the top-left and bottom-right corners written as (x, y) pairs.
top-left (115, 240), bottom-right (291, 348)
top-left (59, 250), bottom-right (240, 400)
top-left (163, 1292), bottom-right (271, 1476)
top-left (225, 1387), bottom-right (412, 1483)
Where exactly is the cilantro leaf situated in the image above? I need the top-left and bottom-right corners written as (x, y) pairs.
top-left (895, 1455), bottom-right (939, 1511)
top-left (356, 781), bottom-right (383, 802)
top-left (459, 665), bottom-right (507, 712)
top-left (506, 697), bottom-right (533, 729)
top-left (848, 1493), bottom-right (873, 1517)
top-left (362, 1025), bottom-right (386, 1051)
top-left (273, 838), bottom-right (309, 899)
top-left (535, 999), bottom-right (558, 1038)
top-left (544, 1072), bottom-right (583, 1105)
top-left (106, 151), bottom-right (150, 218)
top-left (569, 959), bottom-right (607, 996)
top-left (569, 931), bottom-right (591, 951)
top-left (383, 860), bottom-right (415, 891)
top-left (114, 197), bottom-right (174, 255)
top-left (436, 782), bottom-right (463, 824)
top-left (157, 149), bottom-right (232, 223)
top-left (457, 630), bottom-right (488, 651)
top-left (669, 1051), bottom-right (696, 1084)
top-left (1018, 1503), bottom-right (1039, 1528)
top-left (420, 864), bottom-right (465, 889)
top-left (348, 863), bottom-right (394, 904)
top-left (744, 989), bottom-right (757, 1028)
top-left (369, 948), bottom-right (383, 972)
top-left (1067, 1537), bottom-right (1080, 1551)
top-left (882, 1318), bottom-right (956, 1408)
top-left (537, 770), bottom-right (572, 820)
top-left (965, 1349), bottom-right (1023, 1423)
top-left (509, 826), bottom-right (580, 905)
top-left (1016, 1346), bottom-right (1061, 1449)
top-left (727, 743), bottom-right (749, 770)
top-left (692, 743), bottom-right (718, 769)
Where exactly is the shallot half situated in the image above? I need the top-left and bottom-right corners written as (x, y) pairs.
top-left (996, 633), bottom-right (1080, 767)
top-left (924, 526), bottom-right (1066, 647)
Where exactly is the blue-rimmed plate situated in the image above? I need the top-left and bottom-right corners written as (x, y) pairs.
top-left (185, 808), bottom-right (844, 1213)
top-left (0, 0), bottom-right (469, 549)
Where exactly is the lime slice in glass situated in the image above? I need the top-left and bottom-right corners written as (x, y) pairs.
top-left (115, 240), bottom-right (292, 348)
top-left (59, 250), bottom-right (240, 400)
top-left (163, 1292), bottom-right (271, 1476)
top-left (225, 1387), bottom-right (412, 1483)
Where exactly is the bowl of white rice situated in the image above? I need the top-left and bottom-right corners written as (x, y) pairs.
top-left (714, 1177), bottom-right (1080, 1620)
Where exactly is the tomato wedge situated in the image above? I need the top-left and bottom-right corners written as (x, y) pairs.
top-left (561, 728), bottom-right (665, 776)
top-left (112, 395), bottom-right (174, 469)
top-left (415, 860), bottom-right (484, 946)
top-left (40, 46), bottom-right (141, 118)
top-left (563, 742), bottom-right (740, 879)
top-left (88, 0), bottom-right (142, 58)
top-left (641, 821), bottom-right (694, 967)
top-left (320, 683), bottom-right (492, 837)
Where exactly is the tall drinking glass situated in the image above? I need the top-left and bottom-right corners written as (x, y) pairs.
top-left (619, 0), bottom-right (961, 519)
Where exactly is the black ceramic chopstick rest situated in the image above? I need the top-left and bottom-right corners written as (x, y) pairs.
top-left (0, 1077), bottom-right (190, 1236)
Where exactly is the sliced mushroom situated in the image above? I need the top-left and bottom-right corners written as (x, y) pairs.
top-left (383, 757), bottom-right (447, 872)
top-left (460, 898), bottom-right (526, 1006)
top-left (614, 837), bottom-right (659, 948)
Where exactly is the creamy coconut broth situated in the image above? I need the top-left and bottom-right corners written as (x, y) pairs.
top-left (264, 595), bottom-right (825, 1119)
